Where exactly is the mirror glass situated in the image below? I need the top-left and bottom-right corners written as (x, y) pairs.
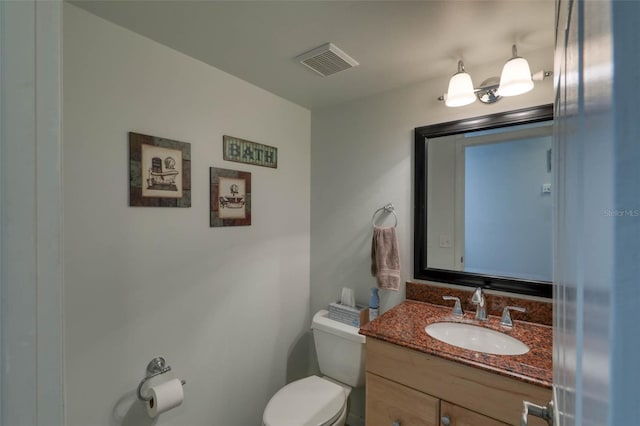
top-left (414, 105), bottom-right (553, 297)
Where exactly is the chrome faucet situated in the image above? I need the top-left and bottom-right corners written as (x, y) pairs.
top-left (471, 287), bottom-right (488, 321)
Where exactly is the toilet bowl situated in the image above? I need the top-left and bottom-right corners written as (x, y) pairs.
top-left (262, 310), bottom-right (366, 426)
top-left (262, 375), bottom-right (349, 426)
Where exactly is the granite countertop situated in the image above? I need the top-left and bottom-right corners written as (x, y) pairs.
top-left (359, 300), bottom-right (552, 388)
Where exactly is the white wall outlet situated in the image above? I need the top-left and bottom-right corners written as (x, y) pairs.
top-left (439, 234), bottom-right (453, 248)
top-left (542, 183), bottom-right (551, 194)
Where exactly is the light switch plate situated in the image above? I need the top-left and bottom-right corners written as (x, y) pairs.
top-left (439, 234), bottom-right (452, 248)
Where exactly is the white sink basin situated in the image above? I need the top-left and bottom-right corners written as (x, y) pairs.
top-left (425, 322), bottom-right (529, 355)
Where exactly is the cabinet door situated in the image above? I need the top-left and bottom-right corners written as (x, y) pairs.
top-left (440, 401), bottom-right (508, 426)
top-left (366, 372), bottom-right (439, 426)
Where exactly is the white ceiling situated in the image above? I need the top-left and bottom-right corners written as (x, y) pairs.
top-left (71, 1), bottom-right (555, 110)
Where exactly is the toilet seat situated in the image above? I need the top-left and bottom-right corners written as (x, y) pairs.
top-left (263, 375), bottom-right (346, 426)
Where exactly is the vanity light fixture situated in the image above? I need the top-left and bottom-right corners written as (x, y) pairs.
top-left (499, 45), bottom-right (534, 96)
top-left (439, 44), bottom-right (552, 107)
top-left (445, 60), bottom-right (476, 107)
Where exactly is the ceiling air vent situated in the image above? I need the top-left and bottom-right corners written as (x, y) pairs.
top-left (295, 43), bottom-right (359, 77)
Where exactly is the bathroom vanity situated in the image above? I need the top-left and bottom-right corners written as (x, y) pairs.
top-left (359, 298), bottom-right (552, 426)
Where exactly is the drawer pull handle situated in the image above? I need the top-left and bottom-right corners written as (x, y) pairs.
top-left (522, 400), bottom-right (554, 426)
top-left (392, 421), bottom-right (401, 426)
top-left (441, 416), bottom-right (451, 426)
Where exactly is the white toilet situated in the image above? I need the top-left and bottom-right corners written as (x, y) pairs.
top-left (262, 309), bottom-right (366, 426)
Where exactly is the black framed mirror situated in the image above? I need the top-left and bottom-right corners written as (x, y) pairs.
top-left (414, 104), bottom-right (553, 298)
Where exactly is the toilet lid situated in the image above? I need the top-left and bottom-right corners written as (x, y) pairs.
top-left (263, 376), bottom-right (346, 426)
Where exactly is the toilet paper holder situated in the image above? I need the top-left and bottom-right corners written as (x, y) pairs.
top-left (137, 356), bottom-right (186, 401)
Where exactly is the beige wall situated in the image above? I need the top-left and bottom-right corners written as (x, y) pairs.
top-left (63, 4), bottom-right (310, 425)
top-left (310, 50), bottom-right (554, 315)
top-left (310, 50), bottom-right (553, 424)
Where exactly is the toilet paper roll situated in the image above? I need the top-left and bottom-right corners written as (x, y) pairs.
top-left (145, 378), bottom-right (184, 418)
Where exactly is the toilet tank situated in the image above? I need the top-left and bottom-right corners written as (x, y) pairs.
top-left (311, 310), bottom-right (366, 387)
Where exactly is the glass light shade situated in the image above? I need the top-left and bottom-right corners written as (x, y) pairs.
top-left (498, 57), bottom-right (534, 96)
top-left (445, 72), bottom-right (476, 107)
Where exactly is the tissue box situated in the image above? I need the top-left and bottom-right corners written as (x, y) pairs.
top-left (328, 302), bottom-right (369, 327)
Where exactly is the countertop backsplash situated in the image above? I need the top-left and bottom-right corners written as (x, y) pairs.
top-left (406, 281), bottom-right (552, 326)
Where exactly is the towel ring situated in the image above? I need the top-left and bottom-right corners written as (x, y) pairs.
top-left (372, 203), bottom-right (398, 228)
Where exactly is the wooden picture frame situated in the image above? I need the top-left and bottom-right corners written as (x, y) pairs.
top-left (210, 167), bottom-right (251, 227)
top-left (129, 132), bottom-right (191, 207)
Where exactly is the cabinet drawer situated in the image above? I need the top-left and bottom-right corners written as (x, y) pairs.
top-left (366, 338), bottom-right (551, 425)
top-left (366, 372), bottom-right (440, 426)
top-left (440, 401), bottom-right (508, 426)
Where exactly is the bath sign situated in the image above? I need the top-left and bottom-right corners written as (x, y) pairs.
top-left (223, 135), bottom-right (278, 169)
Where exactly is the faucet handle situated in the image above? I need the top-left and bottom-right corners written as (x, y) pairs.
top-left (500, 306), bottom-right (526, 327)
top-left (442, 296), bottom-right (464, 317)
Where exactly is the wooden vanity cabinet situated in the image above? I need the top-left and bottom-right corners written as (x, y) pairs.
top-left (365, 338), bottom-right (551, 426)
top-left (366, 373), bottom-right (440, 426)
